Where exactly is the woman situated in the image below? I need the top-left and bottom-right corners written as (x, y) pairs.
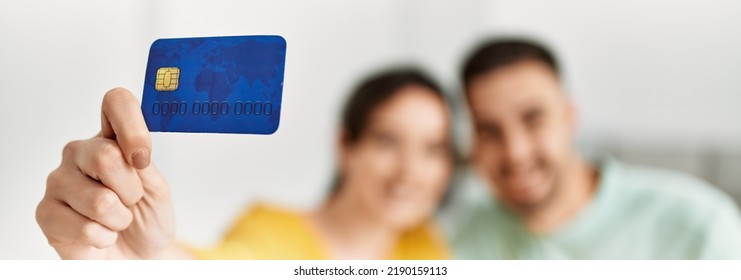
top-left (194, 68), bottom-right (455, 259)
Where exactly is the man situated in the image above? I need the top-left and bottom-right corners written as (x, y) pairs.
top-left (447, 38), bottom-right (741, 259)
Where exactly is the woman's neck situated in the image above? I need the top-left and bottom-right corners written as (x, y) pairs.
top-left (309, 185), bottom-right (400, 259)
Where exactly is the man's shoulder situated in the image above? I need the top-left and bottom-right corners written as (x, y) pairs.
top-left (437, 169), bottom-right (513, 248)
top-left (606, 159), bottom-right (738, 224)
top-left (602, 160), bottom-right (741, 258)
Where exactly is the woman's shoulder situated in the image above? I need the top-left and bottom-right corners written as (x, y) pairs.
top-left (395, 221), bottom-right (451, 260)
top-left (228, 202), bottom-right (314, 239)
top-left (224, 202), bottom-right (327, 259)
top-left (236, 202), bottom-right (303, 224)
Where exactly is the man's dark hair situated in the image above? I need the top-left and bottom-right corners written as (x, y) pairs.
top-left (341, 68), bottom-right (444, 143)
top-left (461, 38), bottom-right (560, 91)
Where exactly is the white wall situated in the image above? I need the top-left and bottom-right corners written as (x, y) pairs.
top-left (0, 0), bottom-right (151, 259)
top-left (484, 0), bottom-right (741, 147)
top-left (1, 0), bottom-right (739, 259)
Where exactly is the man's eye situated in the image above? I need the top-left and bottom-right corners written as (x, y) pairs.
top-left (523, 108), bottom-right (543, 127)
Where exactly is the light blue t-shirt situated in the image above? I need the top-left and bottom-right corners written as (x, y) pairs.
top-left (444, 158), bottom-right (741, 259)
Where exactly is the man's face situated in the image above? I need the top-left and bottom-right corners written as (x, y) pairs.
top-left (467, 60), bottom-right (575, 211)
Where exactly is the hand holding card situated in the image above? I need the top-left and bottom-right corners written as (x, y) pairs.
top-left (38, 88), bottom-right (180, 259)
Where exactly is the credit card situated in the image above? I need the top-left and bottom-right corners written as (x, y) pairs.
top-left (141, 35), bottom-right (286, 134)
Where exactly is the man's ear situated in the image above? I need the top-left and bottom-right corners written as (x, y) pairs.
top-left (563, 94), bottom-right (579, 135)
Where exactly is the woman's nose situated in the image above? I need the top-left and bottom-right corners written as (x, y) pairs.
top-left (393, 149), bottom-right (421, 184)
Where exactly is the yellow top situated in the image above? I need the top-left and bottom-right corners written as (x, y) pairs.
top-left (192, 204), bottom-right (450, 260)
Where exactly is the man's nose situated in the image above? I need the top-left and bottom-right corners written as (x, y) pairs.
top-left (500, 128), bottom-right (533, 167)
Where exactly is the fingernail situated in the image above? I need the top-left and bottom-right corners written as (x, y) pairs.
top-left (133, 149), bottom-right (150, 169)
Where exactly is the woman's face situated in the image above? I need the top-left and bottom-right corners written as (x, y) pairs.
top-left (340, 85), bottom-right (453, 230)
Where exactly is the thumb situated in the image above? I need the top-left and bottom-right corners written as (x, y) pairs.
top-left (99, 87), bottom-right (152, 169)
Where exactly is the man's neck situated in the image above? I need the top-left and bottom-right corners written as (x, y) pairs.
top-left (521, 156), bottom-right (599, 234)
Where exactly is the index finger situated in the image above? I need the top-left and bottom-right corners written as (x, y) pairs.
top-left (99, 87), bottom-right (152, 170)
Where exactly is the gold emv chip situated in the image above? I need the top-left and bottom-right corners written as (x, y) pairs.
top-left (155, 67), bottom-right (180, 91)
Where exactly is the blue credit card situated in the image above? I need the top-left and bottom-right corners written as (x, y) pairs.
top-left (141, 35), bottom-right (286, 134)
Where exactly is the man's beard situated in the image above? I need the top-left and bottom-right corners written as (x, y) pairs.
top-left (493, 165), bottom-right (562, 216)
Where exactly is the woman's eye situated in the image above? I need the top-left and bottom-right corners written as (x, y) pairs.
top-left (427, 143), bottom-right (449, 157)
top-left (376, 133), bottom-right (397, 148)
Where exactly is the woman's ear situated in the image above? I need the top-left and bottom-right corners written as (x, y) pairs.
top-left (336, 128), bottom-right (351, 174)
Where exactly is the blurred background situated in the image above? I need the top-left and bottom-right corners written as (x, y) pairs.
top-left (1, 0), bottom-right (739, 259)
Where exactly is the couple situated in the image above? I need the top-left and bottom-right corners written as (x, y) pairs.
top-left (37, 39), bottom-right (741, 259)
